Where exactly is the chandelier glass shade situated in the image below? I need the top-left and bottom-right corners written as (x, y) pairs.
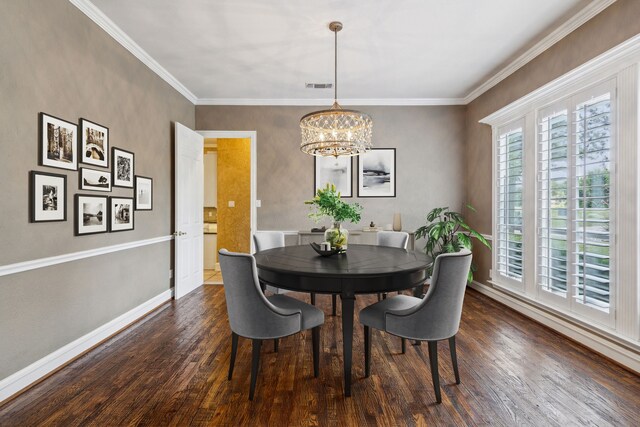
top-left (300, 22), bottom-right (373, 157)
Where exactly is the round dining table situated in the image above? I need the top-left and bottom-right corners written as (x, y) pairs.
top-left (254, 244), bottom-right (430, 397)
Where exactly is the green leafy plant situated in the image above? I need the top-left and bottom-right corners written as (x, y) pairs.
top-left (305, 183), bottom-right (363, 224)
top-left (415, 205), bottom-right (491, 282)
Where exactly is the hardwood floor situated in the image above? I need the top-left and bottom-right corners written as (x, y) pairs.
top-left (1, 286), bottom-right (638, 426)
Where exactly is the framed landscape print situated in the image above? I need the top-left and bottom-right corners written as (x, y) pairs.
top-left (30, 171), bottom-right (67, 222)
top-left (79, 167), bottom-right (111, 192)
top-left (79, 118), bottom-right (108, 167)
top-left (134, 176), bottom-right (153, 210)
top-left (75, 194), bottom-right (107, 235)
top-left (357, 148), bottom-right (396, 197)
top-left (112, 147), bottom-right (134, 188)
top-left (110, 197), bottom-right (134, 232)
top-left (40, 113), bottom-right (78, 171)
top-left (314, 156), bottom-right (352, 197)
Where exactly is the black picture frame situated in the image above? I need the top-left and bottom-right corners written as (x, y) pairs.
top-left (112, 147), bottom-right (134, 188)
top-left (30, 171), bottom-right (67, 222)
top-left (39, 112), bottom-right (78, 171)
top-left (79, 118), bottom-right (109, 168)
top-left (79, 167), bottom-right (112, 192)
top-left (109, 196), bottom-right (134, 232)
top-left (314, 156), bottom-right (352, 197)
top-left (357, 148), bottom-right (396, 198)
top-left (134, 175), bottom-right (153, 210)
top-left (75, 194), bottom-right (108, 235)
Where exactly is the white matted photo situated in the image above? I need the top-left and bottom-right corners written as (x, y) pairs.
top-left (112, 147), bottom-right (134, 188)
top-left (80, 167), bottom-right (111, 192)
top-left (40, 113), bottom-right (77, 171)
top-left (75, 194), bottom-right (107, 235)
top-left (314, 156), bottom-right (352, 197)
top-left (110, 197), bottom-right (134, 232)
top-left (135, 175), bottom-right (153, 210)
top-left (30, 171), bottom-right (67, 222)
top-left (358, 148), bottom-right (396, 197)
top-left (79, 118), bottom-right (109, 167)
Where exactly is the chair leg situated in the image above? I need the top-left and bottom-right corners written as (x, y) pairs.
top-left (310, 293), bottom-right (316, 305)
top-left (332, 294), bottom-right (337, 316)
top-left (228, 332), bottom-right (238, 380)
top-left (274, 338), bottom-right (279, 353)
top-left (382, 293), bottom-right (387, 300)
top-left (377, 293), bottom-right (381, 302)
top-left (364, 325), bottom-right (371, 377)
top-left (401, 338), bottom-right (406, 354)
top-left (427, 341), bottom-right (441, 403)
top-left (312, 326), bottom-right (320, 378)
top-left (249, 339), bottom-right (262, 401)
top-left (449, 336), bottom-right (460, 384)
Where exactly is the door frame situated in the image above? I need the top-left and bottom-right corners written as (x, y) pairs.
top-left (198, 130), bottom-right (257, 253)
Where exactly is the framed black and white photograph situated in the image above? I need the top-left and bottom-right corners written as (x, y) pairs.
top-left (110, 197), bottom-right (134, 232)
top-left (358, 148), bottom-right (396, 197)
top-left (314, 156), bottom-right (352, 197)
top-left (79, 167), bottom-right (111, 192)
top-left (112, 147), bottom-right (134, 188)
top-left (134, 176), bottom-right (153, 210)
top-left (75, 194), bottom-right (107, 235)
top-left (30, 171), bottom-right (67, 222)
top-left (79, 118), bottom-right (108, 167)
top-left (39, 112), bottom-right (78, 171)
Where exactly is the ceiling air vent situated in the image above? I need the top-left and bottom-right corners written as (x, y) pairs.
top-left (305, 83), bottom-right (333, 89)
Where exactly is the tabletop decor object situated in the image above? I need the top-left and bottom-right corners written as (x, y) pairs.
top-left (415, 205), bottom-right (491, 282)
top-left (305, 183), bottom-right (362, 252)
top-left (310, 242), bottom-right (341, 257)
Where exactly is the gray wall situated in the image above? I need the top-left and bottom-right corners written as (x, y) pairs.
top-left (196, 105), bottom-right (467, 234)
top-left (465, 0), bottom-right (640, 284)
top-left (0, 0), bottom-right (194, 378)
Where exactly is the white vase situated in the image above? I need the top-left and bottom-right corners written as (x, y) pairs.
top-left (392, 213), bottom-right (402, 232)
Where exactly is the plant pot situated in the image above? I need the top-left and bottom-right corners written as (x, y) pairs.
top-left (324, 222), bottom-right (349, 253)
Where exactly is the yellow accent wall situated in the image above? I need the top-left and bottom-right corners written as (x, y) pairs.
top-left (216, 138), bottom-right (251, 253)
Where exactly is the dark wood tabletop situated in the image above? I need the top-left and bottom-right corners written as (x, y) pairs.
top-left (254, 244), bottom-right (430, 396)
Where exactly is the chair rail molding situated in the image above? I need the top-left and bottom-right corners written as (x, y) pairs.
top-left (0, 235), bottom-right (173, 277)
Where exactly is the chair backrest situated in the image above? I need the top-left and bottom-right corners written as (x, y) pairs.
top-left (253, 231), bottom-right (285, 252)
top-left (218, 249), bottom-right (300, 339)
top-left (386, 250), bottom-right (472, 341)
top-left (377, 231), bottom-right (409, 249)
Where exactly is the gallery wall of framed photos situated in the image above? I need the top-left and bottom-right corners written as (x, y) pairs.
top-left (33, 112), bottom-right (153, 236)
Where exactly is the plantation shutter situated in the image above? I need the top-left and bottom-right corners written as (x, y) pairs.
top-left (496, 121), bottom-right (524, 285)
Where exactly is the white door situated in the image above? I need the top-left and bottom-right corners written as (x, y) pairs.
top-left (175, 122), bottom-right (204, 299)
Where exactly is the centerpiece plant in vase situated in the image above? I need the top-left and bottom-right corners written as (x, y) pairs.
top-left (305, 183), bottom-right (363, 253)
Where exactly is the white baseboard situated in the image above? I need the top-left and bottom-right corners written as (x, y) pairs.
top-left (0, 289), bottom-right (172, 404)
top-left (470, 281), bottom-right (640, 374)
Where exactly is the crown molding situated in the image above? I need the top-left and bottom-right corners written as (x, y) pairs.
top-left (463, 0), bottom-right (617, 104)
top-left (69, 0), bottom-right (198, 104)
top-left (195, 98), bottom-right (466, 106)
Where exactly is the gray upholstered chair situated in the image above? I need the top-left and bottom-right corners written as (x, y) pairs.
top-left (253, 231), bottom-right (337, 316)
top-left (359, 250), bottom-right (472, 403)
top-left (376, 231), bottom-right (410, 301)
top-left (219, 249), bottom-right (324, 400)
top-left (253, 231), bottom-right (287, 295)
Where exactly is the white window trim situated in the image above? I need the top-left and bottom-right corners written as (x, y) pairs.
top-left (481, 34), bottom-right (640, 347)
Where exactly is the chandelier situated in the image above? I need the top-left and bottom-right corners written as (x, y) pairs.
top-left (300, 22), bottom-right (373, 157)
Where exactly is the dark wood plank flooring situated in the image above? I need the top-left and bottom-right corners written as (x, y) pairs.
top-left (1, 286), bottom-right (638, 426)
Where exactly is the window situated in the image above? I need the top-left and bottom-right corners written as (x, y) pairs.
top-left (537, 83), bottom-right (614, 324)
top-left (496, 122), bottom-right (524, 286)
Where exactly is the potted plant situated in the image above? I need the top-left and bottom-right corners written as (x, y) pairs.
top-left (305, 183), bottom-right (363, 252)
top-left (415, 205), bottom-right (491, 282)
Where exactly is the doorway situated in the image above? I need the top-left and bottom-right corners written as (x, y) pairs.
top-left (198, 131), bottom-right (257, 285)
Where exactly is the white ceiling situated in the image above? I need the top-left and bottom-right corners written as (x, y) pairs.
top-left (81, 0), bottom-right (605, 104)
